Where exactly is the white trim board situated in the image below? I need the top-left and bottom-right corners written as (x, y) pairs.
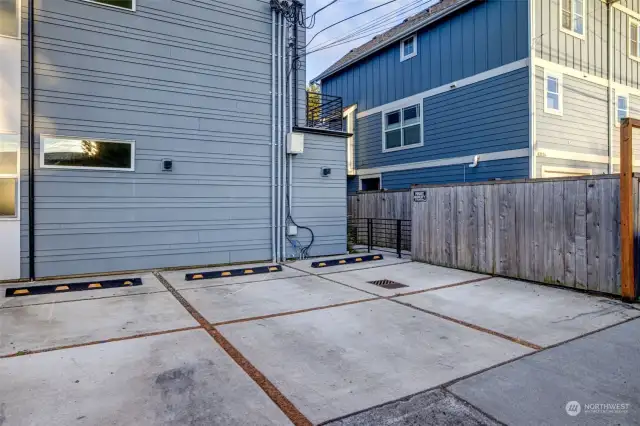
top-left (356, 148), bottom-right (529, 176)
top-left (356, 58), bottom-right (530, 119)
top-left (537, 148), bottom-right (640, 167)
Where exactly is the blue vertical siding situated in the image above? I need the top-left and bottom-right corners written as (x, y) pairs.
top-left (355, 67), bottom-right (529, 170)
top-left (321, 0), bottom-right (529, 111)
top-left (381, 157), bottom-right (529, 190)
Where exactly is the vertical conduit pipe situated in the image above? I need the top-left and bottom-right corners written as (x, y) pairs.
top-left (270, 9), bottom-right (277, 263)
top-left (607, 2), bottom-right (614, 174)
top-left (276, 11), bottom-right (282, 262)
top-left (28, 0), bottom-right (35, 280)
top-left (281, 14), bottom-right (287, 261)
top-left (288, 24), bottom-right (294, 230)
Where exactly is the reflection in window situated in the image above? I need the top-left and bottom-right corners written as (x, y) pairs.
top-left (86, 0), bottom-right (134, 10)
top-left (42, 137), bottom-right (134, 170)
top-left (0, 178), bottom-right (16, 216)
top-left (384, 104), bottom-right (422, 151)
top-left (0, 0), bottom-right (18, 38)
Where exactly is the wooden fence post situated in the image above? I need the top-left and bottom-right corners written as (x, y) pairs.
top-left (620, 118), bottom-right (636, 301)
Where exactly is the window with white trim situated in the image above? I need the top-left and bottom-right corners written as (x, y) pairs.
top-left (629, 19), bottom-right (640, 60)
top-left (383, 104), bottom-right (422, 151)
top-left (544, 71), bottom-right (563, 115)
top-left (41, 136), bottom-right (135, 171)
top-left (561, 0), bottom-right (585, 38)
top-left (0, 0), bottom-right (19, 38)
top-left (617, 94), bottom-right (629, 125)
top-left (0, 133), bottom-right (19, 217)
top-left (400, 34), bottom-right (417, 62)
top-left (83, 0), bottom-right (134, 10)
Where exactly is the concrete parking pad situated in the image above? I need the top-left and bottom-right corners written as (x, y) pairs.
top-left (219, 299), bottom-right (532, 424)
top-left (160, 263), bottom-right (308, 291)
top-left (0, 292), bottom-right (197, 356)
top-left (180, 274), bottom-right (374, 324)
top-left (326, 389), bottom-right (500, 426)
top-left (449, 318), bottom-right (640, 426)
top-left (322, 262), bottom-right (488, 296)
top-left (0, 329), bottom-right (292, 426)
top-left (288, 252), bottom-right (411, 275)
top-left (397, 277), bottom-right (640, 347)
top-left (0, 272), bottom-right (166, 309)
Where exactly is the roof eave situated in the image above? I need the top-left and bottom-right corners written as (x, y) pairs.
top-left (310, 0), bottom-right (480, 83)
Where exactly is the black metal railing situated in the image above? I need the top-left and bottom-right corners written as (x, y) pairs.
top-left (347, 218), bottom-right (411, 258)
top-left (306, 91), bottom-right (343, 131)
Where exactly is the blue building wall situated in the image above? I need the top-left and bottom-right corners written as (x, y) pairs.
top-left (355, 67), bottom-right (529, 171)
top-left (381, 157), bottom-right (529, 189)
top-left (322, 0), bottom-right (529, 111)
top-left (347, 176), bottom-right (359, 194)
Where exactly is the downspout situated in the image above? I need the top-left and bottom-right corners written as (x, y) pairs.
top-left (293, 4), bottom-right (299, 126)
top-left (607, 1), bottom-right (614, 174)
top-left (288, 23), bottom-right (294, 246)
top-left (528, 0), bottom-right (536, 178)
top-left (28, 0), bottom-right (36, 280)
top-left (281, 14), bottom-right (287, 261)
top-left (277, 11), bottom-right (283, 262)
top-left (271, 8), bottom-right (277, 263)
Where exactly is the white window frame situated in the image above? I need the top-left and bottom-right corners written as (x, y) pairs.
top-left (343, 104), bottom-right (357, 176)
top-left (0, 132), bottom-right (20, 220)
top-left (543, 70), bottom-right (563, 116)
top-left (615, 93), bottom-right (630, 128)
top-left (358, 173), bottom-right (382, 191)
top-left (81, 0), bottom-right (136, 11)
top-left (540, 166), bottom-right (592, 178)
top-left (559, 0), bottom-right (586, 39)
top-left (0, 0), bottom-right (21, 40)
top-left (40, 135), bottom-right (136, 171)
top-left (400, 34), bottom-right (417, 62)
top-left (629, 18), bottom-right (640, 62)
top-left (382, 103), bottom-right (423, 153)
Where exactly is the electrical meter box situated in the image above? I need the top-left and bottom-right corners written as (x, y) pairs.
top-left (287, 132), bottom-right (304, 154)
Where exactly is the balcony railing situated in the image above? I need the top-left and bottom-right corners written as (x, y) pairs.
top-left (306, 92), bottom-right (343, 131)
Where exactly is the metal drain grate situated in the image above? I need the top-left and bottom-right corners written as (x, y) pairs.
top-left (367, 279), bottom-right (408, 289)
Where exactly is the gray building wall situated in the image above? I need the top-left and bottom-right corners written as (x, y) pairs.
top-left (19, 0), bottom-right (335, 278)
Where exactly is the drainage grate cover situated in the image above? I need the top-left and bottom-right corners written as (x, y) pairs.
top-left (367, 279), bottom-right (408, 289)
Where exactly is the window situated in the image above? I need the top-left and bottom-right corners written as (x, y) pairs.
top-left (400, 34), bottom-right (417, 62)
top-left (83, 0), bottom-right (134, 10)
top-left (561, 0), bottom-right (585, 38)
top-left (360, 177), bottom-right (380, 191)
top-left (41, 136), bottom-right (135, 171)
top-left (630, 19), bottom-right (640, 60)
top-left (383, 104), bottom-right (422, 151)
top-left (0, 0), bottom-right (19, 38)
top-left (617, 94), bottom-right (630, 126)
top-left (544, 71), bottom-right (563, 115)
top-left (0, 133), bottom-right (19, 218)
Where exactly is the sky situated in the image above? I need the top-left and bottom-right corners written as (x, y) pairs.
top-left (305, 0), bottom-right (437, 84)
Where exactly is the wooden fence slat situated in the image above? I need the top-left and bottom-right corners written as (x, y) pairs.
top-left (552, 180), bottom-right (565, 284)
top-left (574, 179), bottom-right (588, 289)
top-left (563, 180), bottom-right (577, 287)
top-left (586, 178), bottom-right (600, 291)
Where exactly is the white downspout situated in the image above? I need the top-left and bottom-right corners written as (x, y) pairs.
top-left (276, 12), bottom-right (282, 262)
top-left (288, 23), bottom-right (294, 246)
top-left (271, 9), bottom-right (277, 263)
top-left (608, 1), bottom-right (614, 174)
top-left (528, 0), bottom-right (536, 178)
top-left (281, 14), bottom-right (288, 261)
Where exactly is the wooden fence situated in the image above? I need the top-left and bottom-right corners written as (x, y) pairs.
top-left (347, 190), bottom-right (411, 220)
top-left (411, 175), bottom-right (640, 296)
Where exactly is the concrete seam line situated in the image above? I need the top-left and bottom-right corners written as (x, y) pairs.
top-left (211, 296), bottom-right (382, 326)
top-left (0, 289), bottom-right (169, 310)
top-left (390, 299), bottom-right (543, 350)
top-left (152, 271), bottom-right (312, 426)
top-left (387, 276), bottom-right (494, 298)
top-left (0, 326), bottom-right (203, 359)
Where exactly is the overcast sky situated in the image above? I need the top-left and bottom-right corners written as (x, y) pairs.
top-left (305, 0), bottom-right (436, 83)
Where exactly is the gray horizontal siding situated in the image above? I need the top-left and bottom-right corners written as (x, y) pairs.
top-left (289, 132), bottom-right (347, 258)
top-left (322, 0), bottom-right (529, 111)
top-left (381, 157), bottom-right (529, 190)
top-left (536, 157), bottom-right (608, 177)
top-left (20, 0), bottom-right (309, 277)
top-left (535, 66), bottom-right (609, 157)
top-left (355, 67), bottom-right (529, 170)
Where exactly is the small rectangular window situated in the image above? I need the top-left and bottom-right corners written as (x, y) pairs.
top-left (544, 71), bottom-right (563, 115)
top-left (383, 104), bottom-right (422, 151)
top-left (0, 133), bottom-right (19, 218)
top-left (360, 177), bottom-right (380, 192)
top-left (41, 136), bottom-right (135, 171)
top-left (400, 34), bottom-right (417, 62)
top-left (630, 19), bottom-right (640, 60)
top-left (560, 0), bottom-right (585, 38)
top-left (617, 94), bottom-right (629, 125)
top-left (0, 178), bottom-right (16, 217)
top-left (0, 0), bottom-right (19, 38)
top-left (84, 0), bottom-right (134, 10)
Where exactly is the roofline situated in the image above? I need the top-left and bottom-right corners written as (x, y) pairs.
top-left (310, 0), bottom-right (481, 83)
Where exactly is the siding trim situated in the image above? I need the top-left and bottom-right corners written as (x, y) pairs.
top-left (537, 148), bottom-right (640, 167)
top-left (614, 3), bottom-right (640, 22)
top-left (356, 58), bottom-right (530, 119)
top-left (356, 148), bottom-right (529, 175)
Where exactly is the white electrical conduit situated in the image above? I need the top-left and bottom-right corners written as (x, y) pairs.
top-left (288, 24), bottom-right (294, 238)
top-left (270, 9), bottom-right (277, 263)
top-left (276, 11), bottom-right (283, 263)
top-left (281, 14), bottom-right (288, 262)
